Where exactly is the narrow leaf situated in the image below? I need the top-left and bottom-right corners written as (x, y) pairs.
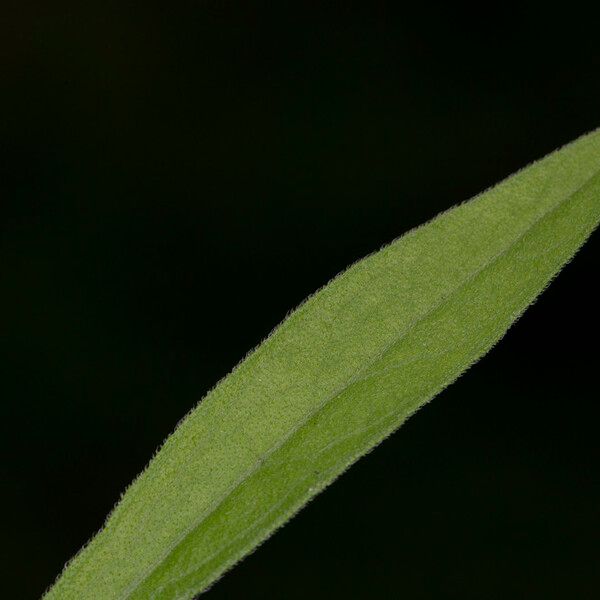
top-left (46, 130), bottom-right (600, 599)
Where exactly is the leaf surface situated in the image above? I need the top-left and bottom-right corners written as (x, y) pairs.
top-left (46, 130), bottom-right (600, 599)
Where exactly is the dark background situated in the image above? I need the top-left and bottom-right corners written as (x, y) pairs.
top-left (2, 3), bottom-right (599, 599)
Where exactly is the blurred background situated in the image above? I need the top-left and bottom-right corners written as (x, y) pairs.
top-left (2, 2), bottom-right (599, 598)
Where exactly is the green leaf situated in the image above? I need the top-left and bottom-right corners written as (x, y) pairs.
top-left (46, 129), bottom-right (600, 599)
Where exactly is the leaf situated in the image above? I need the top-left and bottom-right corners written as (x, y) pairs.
top-left (46, 129), bottom-right (600, 599)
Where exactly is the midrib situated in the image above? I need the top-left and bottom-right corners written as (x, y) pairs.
top-left (123, 165), bottom-right (600, 599)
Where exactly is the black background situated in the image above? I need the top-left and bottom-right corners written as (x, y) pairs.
top-left (2, 3), bottom-right (599, 599)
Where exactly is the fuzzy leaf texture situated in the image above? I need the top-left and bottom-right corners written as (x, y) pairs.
top-left (46, 129), bottom-right (600, 599)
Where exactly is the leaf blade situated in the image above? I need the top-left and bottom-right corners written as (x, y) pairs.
top-left (46, 129), bottom-right (600, 599)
